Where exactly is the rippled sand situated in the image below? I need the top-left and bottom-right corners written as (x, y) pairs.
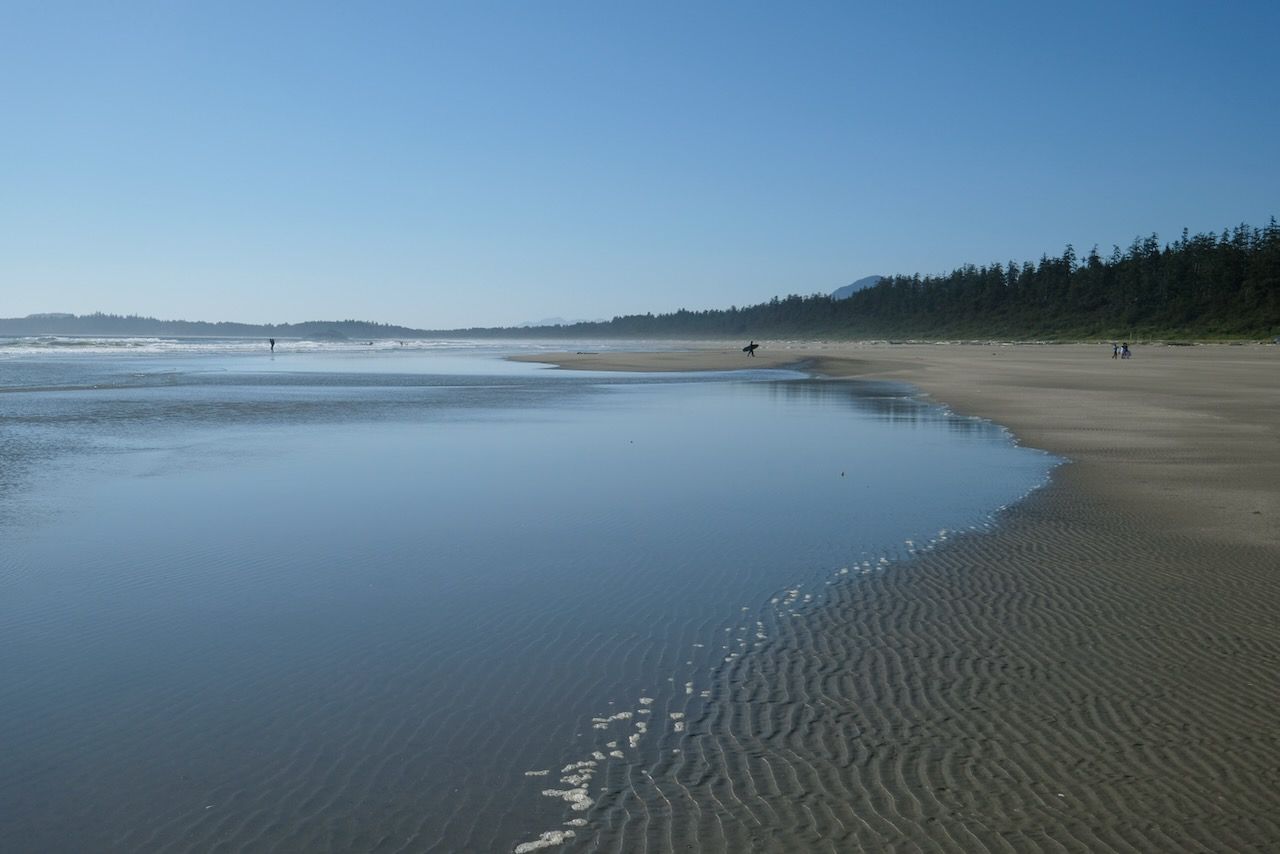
top-left (517, 342), bottom-right (1280, 851)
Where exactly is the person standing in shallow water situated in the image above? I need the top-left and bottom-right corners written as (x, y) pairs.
top-left (269, 338), bottom-right (275, 352)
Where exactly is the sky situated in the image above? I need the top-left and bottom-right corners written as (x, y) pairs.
top-left (3, 1), bottom-right (1278, 329)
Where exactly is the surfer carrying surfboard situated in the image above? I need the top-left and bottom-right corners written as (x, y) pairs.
top-left (743, 341), bottom-right (759, 357)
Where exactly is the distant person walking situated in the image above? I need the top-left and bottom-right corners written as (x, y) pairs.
top-left (1112, 343), bottom-right (1119, 359)
top-left (1121, 343), bottom-right (1131, 359)
top-left (269, 338), bottom-right (275, 352)
top-left (743, 341), bottom-right (759, 357)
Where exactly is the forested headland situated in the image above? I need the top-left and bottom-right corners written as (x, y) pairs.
top-left (835, 220), bottom-right (1279, 339)
top-left (455, 219), bottom-right (1276, 340)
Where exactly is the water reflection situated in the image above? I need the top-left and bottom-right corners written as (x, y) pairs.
top-left (765, 378), bottom-right (996, 435)
top-left (0, 366), bottom-right (1011, 526)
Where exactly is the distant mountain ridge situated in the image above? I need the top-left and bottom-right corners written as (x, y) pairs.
top-left (514, 316), bottom-right (605, 328)
top-left (0, 312), bottom-right (432, 339)
top-left (831, 275), bottom-right (883, 300)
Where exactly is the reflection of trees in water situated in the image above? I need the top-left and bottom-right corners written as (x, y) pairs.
top-left (764, 379), bottom-right (999, 436)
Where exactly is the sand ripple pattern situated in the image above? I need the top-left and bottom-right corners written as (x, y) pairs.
top-left (580, 468), bottom-right (1280, 852)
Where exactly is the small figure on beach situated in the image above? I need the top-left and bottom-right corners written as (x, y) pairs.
top-left (743, 341), bottom-right (759, 357)
top-left (269, 338), bottom-right (276, 352)
top-left (1111, 343), bottom-right (1119, 359)
top-left (1121, 343), bottom-right (1131, 359)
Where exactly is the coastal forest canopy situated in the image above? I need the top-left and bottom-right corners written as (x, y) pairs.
top-left (517, 219), bottom-right (1278, 340)
top-left (5, 220), bottom-right (1277, 340)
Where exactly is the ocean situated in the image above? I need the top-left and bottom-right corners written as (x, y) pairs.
top-left (0, 338), bottom-right (1055, 852)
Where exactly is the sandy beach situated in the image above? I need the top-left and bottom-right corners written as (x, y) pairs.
top-left (516, 342), bottom-right (1280, 850)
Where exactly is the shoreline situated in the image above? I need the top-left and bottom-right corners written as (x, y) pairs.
top-left (516, 342), bottom-right (1280, 849)
top-left (513, 342), bottom-right (1278, 551)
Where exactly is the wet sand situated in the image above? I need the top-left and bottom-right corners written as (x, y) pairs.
top-left (515, 342), bottom-right (1280, 850)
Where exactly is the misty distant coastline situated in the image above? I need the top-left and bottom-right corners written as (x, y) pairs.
top-left (0, 311), bottom-right (616, 340)
top-left (7, 218), bottom-right (1277, 342)
top-left (0, 313), bottom-right (437, 341)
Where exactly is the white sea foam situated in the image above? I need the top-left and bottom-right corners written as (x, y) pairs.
top-left (592, 711), bottom-right (632, 729)
top-left (514, 829), bottom-right (577, 852)
top-left (542, 788), bottom-right (595, 811)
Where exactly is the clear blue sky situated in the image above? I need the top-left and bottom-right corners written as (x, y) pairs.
top-left (3, 1), bottom-right (1277, 329)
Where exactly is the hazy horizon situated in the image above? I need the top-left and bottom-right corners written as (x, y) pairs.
top-left (1, 309), bottom-right (581, 331)
top-left (4, 2), bottom-right (1277, 328)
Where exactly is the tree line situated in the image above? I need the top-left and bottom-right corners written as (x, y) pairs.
top-left (839, 220), bottom-right (1280, 339)
top-left (450, 219), bottom-right (1279, 340)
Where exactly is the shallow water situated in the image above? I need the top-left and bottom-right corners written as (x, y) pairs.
top-left (0, 342), bottom-right (1054, 852)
